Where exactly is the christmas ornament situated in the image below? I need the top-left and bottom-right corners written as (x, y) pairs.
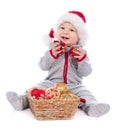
top-left (54, 82), bottom-right (68, 94)
top-left (69, 48), bottom-right (79, 57)
top-left (60, 93), bottom-right (72, 100)
top-left (45, 87), bottom-right (60, 99)
top-left (31, 88), bottom-right (45, 99)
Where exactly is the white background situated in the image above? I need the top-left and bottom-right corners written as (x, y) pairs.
top-left (0, 0), bottom-right (120, 129)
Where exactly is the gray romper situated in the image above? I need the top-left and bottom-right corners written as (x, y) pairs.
top-left (33, 42), bottom-right (97, 107)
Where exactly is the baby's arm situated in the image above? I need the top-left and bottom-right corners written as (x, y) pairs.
top-left (70, 47), bottom-right (92, 77)
top-left (77, 53), bottom-right (92, 77)
top-left (38, 43), bottom-right (57, 71)
top-left (38, 50), bottom-right (55, 71)
top-left (38, 42), bottom-right (64, 71)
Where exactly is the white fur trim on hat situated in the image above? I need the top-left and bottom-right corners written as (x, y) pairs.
top-left (54, 12), bottom-right (89, 46)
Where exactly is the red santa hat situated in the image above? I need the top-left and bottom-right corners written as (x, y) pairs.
top-left (43, 11), bottom-right (89, 46)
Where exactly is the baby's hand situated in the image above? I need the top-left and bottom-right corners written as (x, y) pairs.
top-left (69, 47), bottom-right (86, 60)
top-left (51, 42), bottom-right (67, 57)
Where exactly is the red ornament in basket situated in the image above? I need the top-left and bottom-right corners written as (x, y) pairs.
top-left (31, 88), bottom-right (45, 99)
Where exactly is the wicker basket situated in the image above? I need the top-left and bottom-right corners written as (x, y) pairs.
top-left (27, 89), bottom-right (80, 120)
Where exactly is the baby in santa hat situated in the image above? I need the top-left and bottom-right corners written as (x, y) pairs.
top-left (6, 11), bottom-right (110, 117)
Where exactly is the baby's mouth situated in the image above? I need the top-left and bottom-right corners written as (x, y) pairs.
top-left (61, 36), bottom-right (69, 40)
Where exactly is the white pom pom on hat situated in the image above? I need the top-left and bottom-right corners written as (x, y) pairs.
top-left (42, 28), bottom-right (55, 46)
top-left (43, 10), bottom-right (89, 46)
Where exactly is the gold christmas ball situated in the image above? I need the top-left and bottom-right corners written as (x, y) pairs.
top-left (60, 93), bottom-right (72, 100)
top-left (54, 82), bottom-right (68, 94)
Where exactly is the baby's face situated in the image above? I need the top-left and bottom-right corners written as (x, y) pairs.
top-left (56, 22), bottom-right (79, 47)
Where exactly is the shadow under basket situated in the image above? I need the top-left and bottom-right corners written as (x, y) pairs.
top-left (27, 89), bottom-right (80, 120)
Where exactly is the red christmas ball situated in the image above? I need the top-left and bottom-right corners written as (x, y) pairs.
top-left (69, 48), bottom-right (79, 57)
top-left (59, 42), bottom-right (67, 53)
top-left (39, 89), bottom-right (46, 97)
top-left (31, 88), bottom-right (45, 98)
top-left (60, 42), bottom-right (66, 47)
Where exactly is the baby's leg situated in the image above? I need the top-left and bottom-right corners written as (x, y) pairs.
top-left (68, 84), bottom-right (98, 105)
top-left (6, 92), bottom-right (29, 111)
top-left (68, 84), bottom-right (110, 117)
top-left (6, 80), bottom-right (55, 111)
top-left (84, 103), bottom-right (110, 117)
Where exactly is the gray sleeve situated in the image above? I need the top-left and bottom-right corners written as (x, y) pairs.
top-left (77, 56), bottom-right (92, 77)
top-left (38, 46), bottom-right (57, 71)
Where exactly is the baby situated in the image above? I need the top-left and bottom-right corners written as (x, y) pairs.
top-left (6, 10), bottom-right (110, 117)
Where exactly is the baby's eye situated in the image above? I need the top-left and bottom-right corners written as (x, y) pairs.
top-left (70, 29), bottom-right (75, 32)
top-left (60, 26), bottom-right (65, 30)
